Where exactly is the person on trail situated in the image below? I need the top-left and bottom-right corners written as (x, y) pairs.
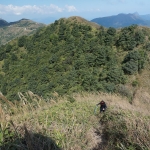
top-left (97, 100), bottom-right (107, 113)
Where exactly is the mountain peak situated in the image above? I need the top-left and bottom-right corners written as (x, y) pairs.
top-left (133, 12), bottom-right (140, 16)
top-left (59, 16), bottom-right (100, 29)
top-left (91, 13), bottom-right (147, 28)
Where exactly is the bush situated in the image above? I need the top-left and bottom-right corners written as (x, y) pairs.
top-left (116, 84), bottom-right (133, 101)
top-left (132, 80), bottom-right (139, 87)
top-left (99, 109), bottom-right (150, 150)
top-left (67, 96), bottom-right (76, 103)
top-left (122, 50), bottom-right (147, 75)
top-left (122, 60), bottom-right (138, 75)
top-left (106, 67), bottom-right (126, 84)
top-left (18, 36), bottom-right (26, 47)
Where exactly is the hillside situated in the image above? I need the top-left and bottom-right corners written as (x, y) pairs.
top-left (0, 16), bottom-right (150, 149)
top-left (0, 18), bottom-right (45, 45)
top-left (0, 91), bottom-right (149, 149)
top-left (91, 13), bottom-right (149, 28)
top-left (1, 16), bottom-right (150, 101)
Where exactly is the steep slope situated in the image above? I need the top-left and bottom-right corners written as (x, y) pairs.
top-left (91, 13), bottom-right (148, 28)
top-left (0, 18), bottom-right (45, 45)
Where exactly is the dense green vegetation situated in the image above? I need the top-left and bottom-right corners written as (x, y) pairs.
top-left (0, 17), bottom-right (150, 101)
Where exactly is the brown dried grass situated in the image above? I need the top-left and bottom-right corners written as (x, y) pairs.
top-left (0, 90), bottom-right (149, 150)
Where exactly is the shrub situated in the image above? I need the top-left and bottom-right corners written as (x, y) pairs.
top-left (99, 109), bottom-right (150, 150)
top-left (122, 50), bottom-right (147, 75)
top-left (132, 80), bottom-right (139, 87)
top-left (116, 84), bottom-right (133, 101)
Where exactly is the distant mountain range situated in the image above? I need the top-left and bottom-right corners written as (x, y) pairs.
top-left (0, 18), bottom-right (45, 45)
top-left (0, 18), bottom-right (45, 27)
top-left (140, 14), bottom-right (150, 20)
top-left (1, 12), bottom-right (150, 45)
top-left (91, 13), bottom-right (150, 28)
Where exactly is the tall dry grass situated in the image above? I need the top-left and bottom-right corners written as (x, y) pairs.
top-left (0, 90), bottom-right (149, 150)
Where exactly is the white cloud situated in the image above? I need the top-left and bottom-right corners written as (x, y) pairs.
top-left (65, 5), bottom-right (77, 12)
top-left (86, 8), bottom-right (101, 12)
top-left (0, 4), bottom-right (77, 15)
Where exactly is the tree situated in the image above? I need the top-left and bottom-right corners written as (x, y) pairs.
top-left (18, 36), bottom-right (26, 47)
top-left (107, 67), bottom-right (126, 84)
top-left (122, 60), bottom-right (138, 75)
top-left (2, 60), bottom-right (9, 72)
top-left (94, 46), bottom-right (114, 66)
top-left (6, 44), bottom-right (12, 53)
top-left (116, 25), bottom-right (139, 51)
top-left (0, 50), bottom-right (6, 61)
top-left (11, 53), bottom-right (18, 61)
top-left (107, 27), bottom-right (116, 36)
top-left (122, 50), bottom-right (147, 75)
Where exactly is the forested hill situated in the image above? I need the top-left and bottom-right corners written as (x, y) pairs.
top-left (0, 16), bottom-right (150, 101)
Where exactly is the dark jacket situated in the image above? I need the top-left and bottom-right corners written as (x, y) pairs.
top-left (97, 101), bottom-right (107, 112)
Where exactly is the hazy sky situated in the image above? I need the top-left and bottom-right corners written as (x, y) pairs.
top-left (0, 0), bottom-right (150, 23)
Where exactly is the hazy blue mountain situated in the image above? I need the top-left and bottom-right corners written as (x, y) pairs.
top-left (91, 13), bottom-right (149, 28)
top-left (0, 18), bottom-right (9, 26)
top-left (140, 14), bottom-right (150, 20)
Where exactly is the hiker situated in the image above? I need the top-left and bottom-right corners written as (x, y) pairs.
top-left (97, 100), bottom-right (107, 113)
